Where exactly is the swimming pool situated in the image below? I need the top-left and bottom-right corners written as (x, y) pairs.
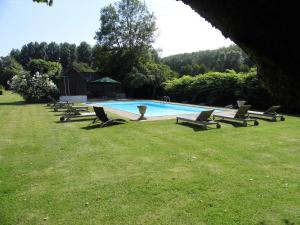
top-left (88, 100), bottom-right (222, 117)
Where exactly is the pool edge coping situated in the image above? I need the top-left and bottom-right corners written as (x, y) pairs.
top-left (85, 99), bottom-right (233, 121)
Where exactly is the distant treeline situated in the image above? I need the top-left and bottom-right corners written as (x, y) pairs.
top-left (9, 41), bottom-right (94, 70)
top-left (162, 45), bottom-right (255, 76)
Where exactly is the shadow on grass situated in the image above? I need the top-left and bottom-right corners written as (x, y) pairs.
top-left (283, 219), bottom-right (296, 225)
top-left (0, 101), bottom-right (25, 106)
top-left (249, 116), bottom-right (280, 122)
top-left (81, 122), bottom-right (126, 130)
top-left (54, 118), bottom-right (96, 123)
top-left (216, 120), bottom-right (257, 128)
top-left (176, 122), bottom-right (215, 132)
top-left (53, 113), bottom-right (64, 116)
top-left (257, 219), bottom-right (296, 225)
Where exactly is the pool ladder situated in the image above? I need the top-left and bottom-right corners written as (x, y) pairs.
top-left (161, 96), bottom-right (170, 104)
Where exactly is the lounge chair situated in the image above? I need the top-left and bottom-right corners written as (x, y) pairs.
top-left (248, 105), bottom-right (285, 121)
top-left (176, 110), bottom-right (221, 130)
top-left (47, 96), bottom-right (72, 108)
top-left (225, 104), bottom-right (235, 109)
top-left (213, 105), bottom-right (259, 127)
top-left (53, 101), bottom-right (76, 112)
top-left (46, 97), bottom-right (74, 111)
top-left (57, 104), bottom-right (89, 113)
top-left (91, 106), bottom-right (127, 127)
top-left (60, 106), bottom-right (95, 122)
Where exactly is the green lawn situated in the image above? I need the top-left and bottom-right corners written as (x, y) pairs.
top-left (1, 92), bottom-right (300, 225)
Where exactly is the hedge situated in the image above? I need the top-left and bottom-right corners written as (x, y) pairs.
top-left (164, 70), bottom-right (275, 109)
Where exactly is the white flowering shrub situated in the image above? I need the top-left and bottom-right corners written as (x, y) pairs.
top-left (9, 71), bottom-right (58, 102)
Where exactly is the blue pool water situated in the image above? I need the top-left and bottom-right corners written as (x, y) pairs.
top-left (88, 100), bottom-right (222, 117)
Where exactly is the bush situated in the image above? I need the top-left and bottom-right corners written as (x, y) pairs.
top-left (72, 62), bottom-right (95, 72)
top-left (9, 71), bottom-right (58, 103)
top-left (164, 69), bottom-right (274, 108)
top-left (0, 56), bottom-right (23, 88)
top-left (27, 59), bottom-right (62, 80)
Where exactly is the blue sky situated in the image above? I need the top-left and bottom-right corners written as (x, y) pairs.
top-left (0, 0), bottom-right (233, 57)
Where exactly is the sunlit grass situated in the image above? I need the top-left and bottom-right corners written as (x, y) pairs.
top-left (1, 92), bottom-right (300, 225)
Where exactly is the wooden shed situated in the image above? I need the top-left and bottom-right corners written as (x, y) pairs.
top-left (58, 68), bottom-right (102, 96)
top-left (58, 68), bottom-right (124, 100)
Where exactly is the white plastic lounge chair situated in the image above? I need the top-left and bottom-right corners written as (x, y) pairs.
top-left (176, 110), bottom-right (221, 130)
top-left (213, 105), bottom-right (259, 127)
top-left (248, 105), bottom-right (285, 121)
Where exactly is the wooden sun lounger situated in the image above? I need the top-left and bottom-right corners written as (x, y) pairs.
top-left (213, 105), bottom-right (259, 127)
top-left (60, 106), bottom-right (96, 122)
top-left (91, 106), bottom-right (127, 127)
top-left (53, 102), bottom-right (76, 112)
top-left (176, 110), bottom-right (221, 130)
top-left (248, 106), bottom-right (285, 121)
top-left (55, 105), bottom-right (89, 113)
top-left (47, 96), bottom-right (73, 108)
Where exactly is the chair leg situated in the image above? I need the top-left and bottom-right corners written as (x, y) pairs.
top-left (88, 118), bottom-right (97, 125)
top-left (99, 121), bottom-right (107, 127)
top-left (92, 118), bottom-right (98, 124)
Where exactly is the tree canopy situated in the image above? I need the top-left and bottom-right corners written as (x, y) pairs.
top-left (0, 56), bottom-right (23, 88)
top-left (27, 59), bottom-right (62, 79)
top-left (93, 0), bottom-right (159, 87)
top-left (77, 42), bottom-right (92, 65)
top-left (95, 0), bottom-right (156, 51)
top-left (162, 45), bottom-right (255, 76)
top-left (33, 0), bottom-right (53, 6)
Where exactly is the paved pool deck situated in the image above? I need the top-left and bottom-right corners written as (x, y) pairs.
top-left (86, 100), bottom-right (234, 122)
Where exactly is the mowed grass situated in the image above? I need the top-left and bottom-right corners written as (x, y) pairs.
top-left (0, 92), bottom-right (300, 225)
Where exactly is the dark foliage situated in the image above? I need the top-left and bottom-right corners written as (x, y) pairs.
top-left (162, 45), bottom-right (255, 76)
top-left (164, 69), bottom-right (275, 109)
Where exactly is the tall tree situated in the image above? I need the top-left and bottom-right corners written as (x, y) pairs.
top-left (17, 42), bottom-right (48, 67)
top-left (224, 50), bottom-right (242, 72)
top-left (33, 0), bottom-right (53, 6)
top-left (9, 49), bottom-right (21, 62)
top-left (46, 42), bottom-right (60, 62)
top-left (76, 42), bottom-right (92, 65)
top-left (59, 43), bottom-right (77, 69)
top-left (95, 0), bottom-right (157, 76)
top-left (35, 42), bottom-right (48, 60)
top-left (18, 44), bottom-right (31, 66)
top-left (0, 56), bottom-right (23, 88)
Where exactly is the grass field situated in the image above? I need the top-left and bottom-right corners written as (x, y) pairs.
top-left (1, 92), bottom-right (300, 225)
